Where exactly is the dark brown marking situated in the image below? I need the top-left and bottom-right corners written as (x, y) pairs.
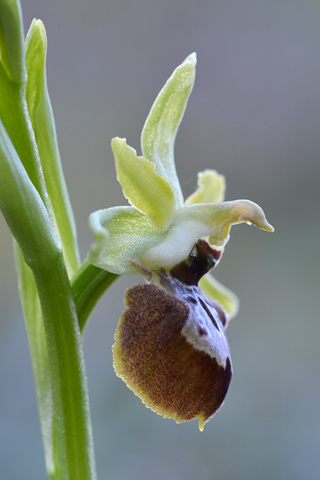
top-left (198, 327), bottom-right (207, 336)
top-left (204, 298), bottom-right (227, 327)
top-left (212, 301), bottom-right (227, 327)
top-left (198, 297), bottom-right (220, 331)
top-left (186, 295), bottom-right (197, 304)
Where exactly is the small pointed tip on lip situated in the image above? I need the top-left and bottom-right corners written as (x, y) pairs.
top-left (247, 205), bottom-right (274, 233)
top-left (254, 221), bottom-right (274, 233)
top-left (244, 202), bottom-right (274, 233)
top-left (198, 417), bottom-right (205, 432)
top-left (262, 220), bottom-right (275, 233)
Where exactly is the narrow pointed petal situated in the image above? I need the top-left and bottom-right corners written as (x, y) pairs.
top-left (185, 170), bottom-right (226, 205)
top-left (141, 53), bottom-right (197, 208)
top-left (112, 137), bottom-right (176, 230)
top-left (88, 206), bottom-right (166, 275)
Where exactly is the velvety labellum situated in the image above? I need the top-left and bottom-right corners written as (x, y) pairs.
top-left (113, 240), bottom-right (232, 430)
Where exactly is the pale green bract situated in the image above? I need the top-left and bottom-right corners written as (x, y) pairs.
top-left (88, 53), bottom-right (273, 318)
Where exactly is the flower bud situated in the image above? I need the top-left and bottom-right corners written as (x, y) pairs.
top-left (113, 240), bottom-right (232, 430)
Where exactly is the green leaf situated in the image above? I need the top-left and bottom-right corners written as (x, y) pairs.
top-left (185, 169), bottom-right (226, 205)
top-left (199, 272), bottom-right (239, 320)
top-left (0, 12), bottom-right (49, 213)
top-left (112, 137), bottom-right (176, 230)
top-left (0, 0), bottom-right (26, 83)
top-left (141, 53), bottom-right (197, 207)
top-left (88, 206), bottom-right (166, 275)
top-left (0, 117), bottom-right (57, 268)
top-left (25, 19), bottom-right (80, 276)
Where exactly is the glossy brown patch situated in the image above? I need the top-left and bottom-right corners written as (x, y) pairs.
top-left (114, 284), bottom-right (232, 425)
top-left (170, 239), bottom-right (221, 286)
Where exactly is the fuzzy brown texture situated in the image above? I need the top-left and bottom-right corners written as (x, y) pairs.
top-left (113, 283), bottom-right (232, 426)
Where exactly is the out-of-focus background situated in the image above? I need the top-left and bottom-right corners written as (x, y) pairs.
top-left (1, 1), bottom-right (319, 478)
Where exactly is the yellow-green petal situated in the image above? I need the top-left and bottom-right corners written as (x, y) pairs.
top-left (112, 137), bottom-right (176, 230)
top-left (185, 169), bottom-right (226, 205)
top-left (88, 206), bottom-right (166, 275)
top-left (199, 273), bottom-right (239, 320)
top-left (141, 53), bottom-right (197, 208)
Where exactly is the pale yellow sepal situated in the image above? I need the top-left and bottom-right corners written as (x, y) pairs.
top-left (185, 170), bottom-right (226, 205)
top-left (88, 206), bottom-right (166, 275)
top-left (199, 273), bottom-right (239, 320)
top-left (112, 137), bottom-right (176, 230)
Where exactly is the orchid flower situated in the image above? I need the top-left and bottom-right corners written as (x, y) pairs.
top-left (88, 53), bottom-right (273, 318)
top-left (88, 53), bottom-right (273, 430)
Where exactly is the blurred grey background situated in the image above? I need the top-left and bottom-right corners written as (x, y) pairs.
top-left (1, 0), bottom-right (319, 478)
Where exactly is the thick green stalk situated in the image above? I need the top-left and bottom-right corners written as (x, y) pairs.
top-left (0, 120), bottom-right (96, 480)
top-left (33, 250), bottom-right (96, 480)
top-left (14, 245), bottom-right (54, 473)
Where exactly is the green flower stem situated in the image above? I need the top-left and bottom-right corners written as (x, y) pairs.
top-left (33, 251), bottom-right (96, 480)
top-left (72, 260), bottom-right (119, 334)
top-left (1, 2), bottom-right (116, 477)
top-left (14, 245), bottom-right (54, 473)
top-left (0, 117), bottom-right (96, 480)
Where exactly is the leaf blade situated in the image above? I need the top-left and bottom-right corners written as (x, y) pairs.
top-left (25, 19), bottom-right (80, 276)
